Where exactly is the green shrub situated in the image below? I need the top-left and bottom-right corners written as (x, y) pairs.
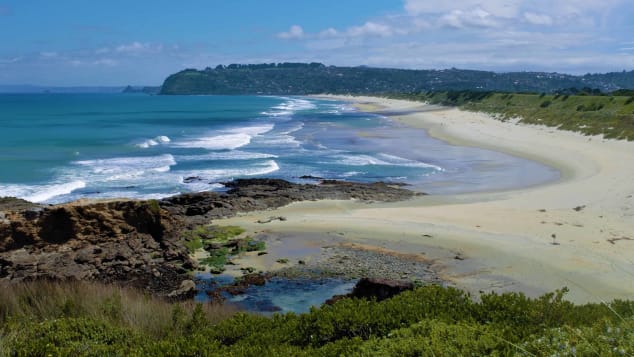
top-left (2, 283), bottom-right (633, 355)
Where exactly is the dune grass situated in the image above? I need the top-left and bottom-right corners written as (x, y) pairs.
top-left (0, 280), bottom-right (237, 340)
top-left (391, 91), bottom-right (634, 140)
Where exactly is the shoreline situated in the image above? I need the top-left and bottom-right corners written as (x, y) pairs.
top-left (218, 95), bottom-right (634, 303)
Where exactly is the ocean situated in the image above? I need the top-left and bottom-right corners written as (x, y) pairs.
top-left (0, 94), bottom-right (558, 204)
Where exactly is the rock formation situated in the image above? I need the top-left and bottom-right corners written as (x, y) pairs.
top-left (0, 179), bottom-right (419, 297)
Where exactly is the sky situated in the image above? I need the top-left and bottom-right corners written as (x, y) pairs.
top-left (0, 0), bottom-right (633, 86)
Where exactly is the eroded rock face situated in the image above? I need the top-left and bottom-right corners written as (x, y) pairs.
top-left (0, 200), bottom-right (193, 297)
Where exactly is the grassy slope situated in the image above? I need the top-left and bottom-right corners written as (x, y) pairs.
top-left (391, 91), bottom-right (634, 140)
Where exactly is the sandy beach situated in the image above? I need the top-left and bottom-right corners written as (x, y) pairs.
top-left (218, 95), bottom-right (634, 303)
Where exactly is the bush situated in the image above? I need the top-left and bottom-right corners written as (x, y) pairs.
top-left (2, 283), bottom-right (633, 355)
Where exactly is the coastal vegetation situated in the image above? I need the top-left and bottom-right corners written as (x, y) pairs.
top-left (160, 63), bottom-right (634, 95)
top-left (0, 282), bottom-right (632, 355)
top-left (182, 225), bottom-right (265, 273)
top-left (390, 90), bottom-right (634, 140)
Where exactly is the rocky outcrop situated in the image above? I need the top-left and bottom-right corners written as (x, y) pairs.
top-left (0, 200), bottom-right (194, 298)
top-left (160, 178), bottom-right (420, 226)
top-left (0, 179), bottom-right (418, 297)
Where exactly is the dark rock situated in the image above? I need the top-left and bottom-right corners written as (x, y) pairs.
top-left (220, 273), bottom-right (267, 296)
top-left (326, 278), bottom-right (414, 304)
top-left (299, 175), bottom-right (324, 180)
top-left (351, 278), bottom-right (414, 301)
top-left (183, 176), bottom-right (203, 183)
top-left (160, 179), bottom-right (418, 228)
top-left (241, 273), bottom-right (266, 286)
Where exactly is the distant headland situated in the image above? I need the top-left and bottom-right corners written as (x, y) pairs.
top-left (159, 62), bottom-right (634, 95)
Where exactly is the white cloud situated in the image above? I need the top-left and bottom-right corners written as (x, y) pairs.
top-left (318, 28), bottom-right (339, 38)
top-left (277, 25), bottom-right (305, 40)
top-left (347, 22), bottom-right (394, 37)
top-left (405, 0), bottom-right (522, 18)
top-left (405, 0), bottom-right (626, 23)
top-left (523, 12), bottom-right (553, 25)
top-left (95, 47), bottom-right (110, 54)
top-left (115, 42), bottom-right (163, 54)
top-left (439, 8), bottom-right (499, 28)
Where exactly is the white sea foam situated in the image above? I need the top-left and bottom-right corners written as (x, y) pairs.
top-left (180, 181), bottom-right (225, 193)
top-left (256, 135), bottom-right (301, 147)
top-left (192, 160), bottom-right (280, 180)
top-left (225, 124), bottom-right (274, 136)
top-left (173, 124), bottom-right (274, 151)
top-left (279, 122), bottom-right (304, 135)
top-left (152, 166), bottom-right (171, 173)
top-left (176, 151), bottom-right (277, 162)
top-left (136, 135), bottom-right (171, 148)
top-left (75, 154), bottom-right (177, 174)
top-left (377, 153), bottom-right (444, 171)
top-left (324, 103), bottom-right (356, 115)
top-left (21, 180), bottom-right (87, 203)
top-left (332, 153), bottom-right (443, 171)
top-left (172, 133), bottom-right (252, 150)
top-left (341, 171), bottom-right (363, 177)
top-left (261, 98), bottom-right (316, 117)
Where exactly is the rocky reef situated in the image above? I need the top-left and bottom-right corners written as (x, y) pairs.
top-left (0, 179), bottom-right (419, 298)
top-left (160, 178), bottom-right (420, 226)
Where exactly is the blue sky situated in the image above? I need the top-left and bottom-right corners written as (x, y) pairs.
top-left (0, 0), bottom-right (633, 85)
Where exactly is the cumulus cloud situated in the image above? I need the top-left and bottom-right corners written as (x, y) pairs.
top-left (439, 8), bottom-right (499, 28)
top-left (318, 28), bottom-right (339, 38)
top-left (405, 0), bottom-right (521, 18)
top-left (280, 21), bottom-right (396, 42)
top-left (347, 22), bottom-right (394, 37)
top-left (277, 25), bottom-right (305, 39)
top-left (405, 0), bottom-right (625, 24)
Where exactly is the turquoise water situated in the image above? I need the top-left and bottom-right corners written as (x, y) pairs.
top-left (195, 275), bottom-right (357, 314)
top-left (0, 93), bottom-right (558, 203)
